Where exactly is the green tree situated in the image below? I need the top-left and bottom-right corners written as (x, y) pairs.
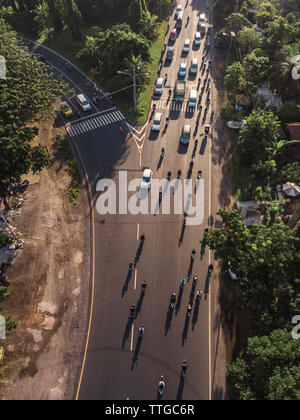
top-left (64, 0), bottom-right (83, 41)
top-left (0, 18), bottom-right (68, 197)
top-left (224, 12), bottom-right (252, 34)
top-left (226, 329), bottom-right (300, 400)
top-left (268, 48), bottom-right (300, 99)
top-left (204, 209), bottom-right (300, 334)
top-left (237, 109), bottom-right (281, 164)
top-left (224, 61), bottom-right (245, 94)
top-left (77, 23), bottom-right (150, 79)
top-left (237, 28), bottom-right (261, 58)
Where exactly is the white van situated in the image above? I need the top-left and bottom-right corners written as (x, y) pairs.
top-left (194, 32), bottom-right (201, 46)
top-left (199, 13), bottom-right (206, 23)
top-left (155, 77), bottom-right (164, 95)
top-left (182, 39), bottom-right (190, 53)
top-left (152, 112), bottom-right (162, 131)
top-left (188, 90), bottom-right (197, 108)
top-left (190, 58), bottom-right (198, 74)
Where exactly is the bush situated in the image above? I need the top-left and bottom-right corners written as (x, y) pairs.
top-left (278, 101), bottom-right (300, 124)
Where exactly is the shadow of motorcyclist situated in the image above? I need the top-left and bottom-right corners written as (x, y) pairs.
top-left (121, 271), bottom-right (132, 297)
top-left (164, 307), bottom-right (174, 336)
top-left (122, 318), bottom-right (134, 349)
top-left (176, 376), bottom-right (185, 400)
top-left (192, 299), bottom-right (200, 330)
top-left (131, 335), bottom-right (142, 370)
top-left (175, 286), bottom-right (184, 316)
top-left (181, 316), bottom-right (190, 346)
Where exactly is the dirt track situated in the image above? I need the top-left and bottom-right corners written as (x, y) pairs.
top-left (0, 119), bottom-right (90, 400)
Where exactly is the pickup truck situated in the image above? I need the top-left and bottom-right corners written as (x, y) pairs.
top-left (175, 79), bottom-right (186, 102)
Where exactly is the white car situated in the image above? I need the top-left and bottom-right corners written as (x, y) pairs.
top-left (180, 125), bottom-right (191, 144)
top-left (175, 5), bottom-right (182, 18)
top-left (140, 169), bottom-right (152, 189)
top-left (76, 94), bottom-right (91, 112)
top-left (152, 112), bottom-right (162, 131)
top-left (190, 58), bottom-right (198, 74)
top-left (194, 32), bottom-right (201, 46)
top-left (182, 39), bottom-right (190, 53)
top-left (199, 13), bottom-right (206, 23)
top-left (155, 77), bottom-right (164, 95)
top-left (227, 120), bottom-right (247, 129)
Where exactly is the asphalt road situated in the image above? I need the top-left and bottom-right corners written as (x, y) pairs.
top-left (25, 0), bottom-right (224, 400)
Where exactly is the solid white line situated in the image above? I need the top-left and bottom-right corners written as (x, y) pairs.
top-left (137, 223), bottom-right (140, 241)
top-left (130, 324), bottom-right (134, 352)
top-left (134, 269), bottom-right (137, 290)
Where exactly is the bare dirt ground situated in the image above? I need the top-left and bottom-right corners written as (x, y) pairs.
top-left (0, 119), bottom-right (90, 400)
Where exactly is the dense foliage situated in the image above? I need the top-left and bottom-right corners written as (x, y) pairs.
top-left (0, 18), bottom-right (68, 197)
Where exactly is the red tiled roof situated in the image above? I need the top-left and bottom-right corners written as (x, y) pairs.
top-left (286, 123), bottom-right (300, 140)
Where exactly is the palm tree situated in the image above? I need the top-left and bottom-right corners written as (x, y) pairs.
top-left (268, 48), bottom-right (300, 99)
top-left (123, 55), bottom-right (149, 85)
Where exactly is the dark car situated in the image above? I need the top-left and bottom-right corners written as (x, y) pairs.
top-left (166, 47), bottom-right (174, 61)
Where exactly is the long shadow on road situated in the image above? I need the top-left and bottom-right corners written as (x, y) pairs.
top-left (176, 376), bottom-right (185, 400)
top-left (121, 270), bottom-right (132, 297)
top-left (175, 287), bottom-right (184, 316)
top-left (131, 337), bottom-right (142, 370)
top-left (122, 318), bottom-right (133, 349)
top-left (181, 316), bottom-right (190, 346)
top-left (164, 308), bottom-right (174, 335)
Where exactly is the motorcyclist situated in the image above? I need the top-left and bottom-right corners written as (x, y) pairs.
top-left (187, 304), bottom-right (192, 316)
top-left (181, 360), bottom-right (188, 376)
top-left (130, 304), bottom-right (136, 317)
top-left (141, 280), bottom-right (147, 292)
top-left (196, 290), bottom-right (203, 301)
top-left (169, 88), bottom-right (172, 96)
top-left (193, 276), bottom-right (198, 285)
top-left (180, 278), bottom-right (186, 287)
top-left (167, 171), bottom-right (172, 180)
top-left (140, 234), bottom-right (145, 243)
top-left (191, 248), bottom-right (196, 259)
top-left (139, 325), bottom-right (144, 336)
top-left (177, 169), bottom-right (182, 178)
top-left (158, 376), bottom-right (166, 394)
top-left (197, 170), bottom-right (202, 179)
top-left (129, 262), bottom-right (134, 272)
top-left (208, 263), bottom-right (214, 273)
top-left (161, 147), bottom-right (165, 158)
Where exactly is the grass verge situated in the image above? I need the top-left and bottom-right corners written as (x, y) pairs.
top-left (55, 131), bottom-right (81, 204)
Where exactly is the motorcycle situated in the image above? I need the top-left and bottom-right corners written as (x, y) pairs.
top-left (158, 376), bottom-right (166, 396)
top-left (197, 170), bottom-right (202, 179)
top-left (138, 326), bottom-right (144, 338)
top-left (191, 249), bottom-right (196, 260)
top-left (169, 293), bottom-right (176, 310)
top-left (193, 276), bottom-right (198, 286)
top-left (186, 304), bottom-right (192, 318)
top-left (130, 305), bottom-right (136, 319)
top-left (181, 361), bottom-right (188, 377)
top-left (160, 148), bottom-right (165, 158)
top-left (208, 264), bottom-right (214, 273)
top-left (196, 290), bottom-right (203, 301)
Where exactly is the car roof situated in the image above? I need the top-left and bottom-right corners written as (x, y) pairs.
top-left (171, 28), bottom-right (176, 33)
top-left (195, 32), bottom-right (201, 37)
top-left (143, 168), bottom-right (152, 176)
top-left (154, 112), bottom-right (162, 119)
top-left (180, 63), bottom-right (187, 68)
top-left (192, 58), bottom-right (198, 64)
top-left (167, 46), bottom-right (174, 51)
top-left (77, 93), bottom-right (87, 101)
top-left (184, 39), bottom-right (190, 43)
top-left (183, 124), bottom-right (191, 133)
top-left (157, 77), bottom-right (164, 84)
top-left (200, 13), bottom-right (205, 18)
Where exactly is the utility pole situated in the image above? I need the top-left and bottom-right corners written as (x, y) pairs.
top-left (118, 68), bottom-right (149, 113)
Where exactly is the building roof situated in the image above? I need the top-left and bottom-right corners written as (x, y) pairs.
top-left (285, 123), bottom-right (300, 140)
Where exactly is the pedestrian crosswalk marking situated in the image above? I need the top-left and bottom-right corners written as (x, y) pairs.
top-left (67, 109), bottom-right (125, 137)
top-left (151, 99), bottom-right (197, 114)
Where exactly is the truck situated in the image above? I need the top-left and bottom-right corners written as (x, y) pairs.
top-left (175, 79), bottom-right (186, 102)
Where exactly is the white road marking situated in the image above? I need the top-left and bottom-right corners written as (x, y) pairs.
top-left (134, 268), bottom-right (137, 290)
top-left (130, 324), bottom-right (134, 352)
top-left (137, 223), bottom-right (140, 241)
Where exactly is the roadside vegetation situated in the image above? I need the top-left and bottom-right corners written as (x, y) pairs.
top-left (0, 17), bottom-right (70, 348)
top-left (0, 0), bottom-right (172, 124)
top-left (208, 0), bottom-right (300, 399)
top-left (55, 131), bottom-right (80, 204)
